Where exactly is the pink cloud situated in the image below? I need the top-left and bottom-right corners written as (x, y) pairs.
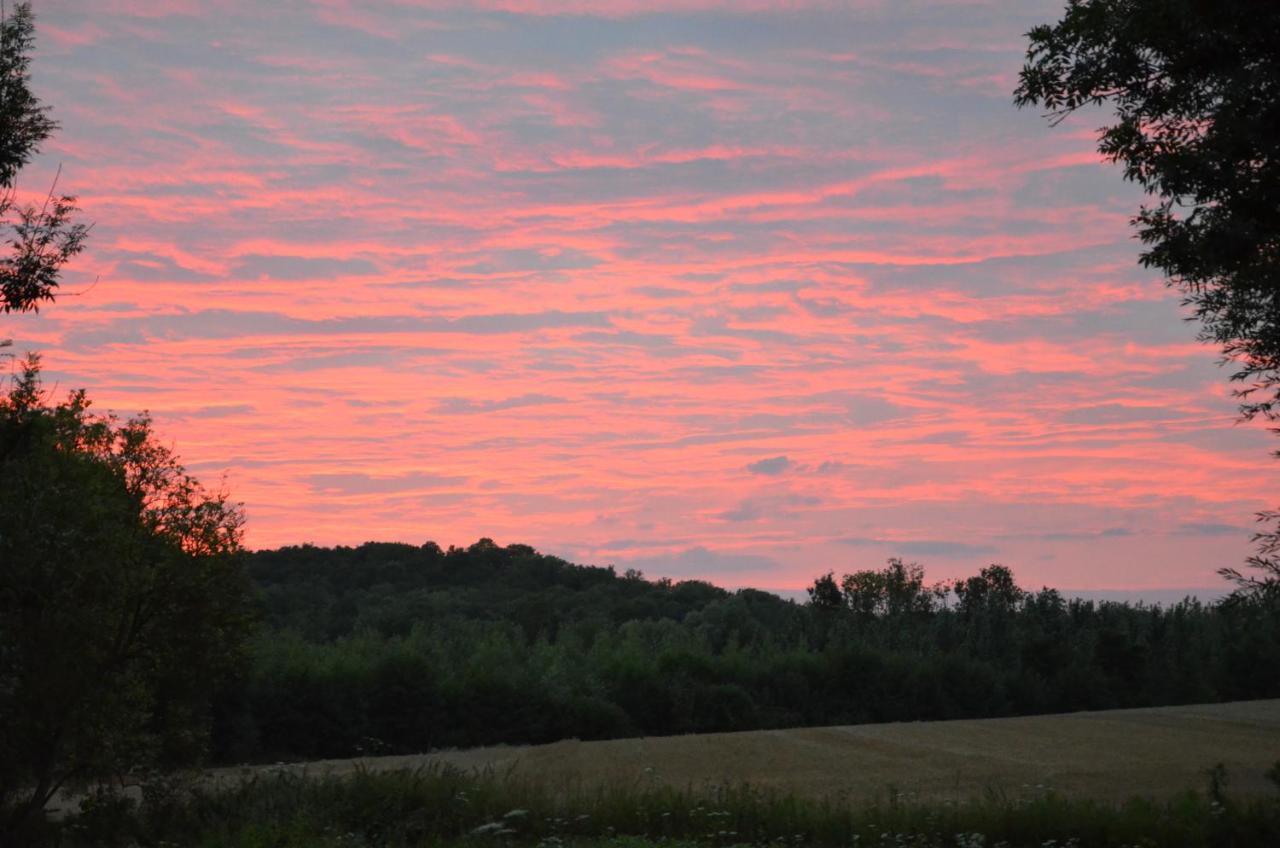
top-left (18, 0), bottom-right (1270, 594)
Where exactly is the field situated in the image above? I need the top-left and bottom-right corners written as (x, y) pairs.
top-left (223, 698), bottom-right (1280, 802)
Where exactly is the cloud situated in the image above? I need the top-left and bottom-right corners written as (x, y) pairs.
top-left (718, 493), bottom-right (820, 522)
top-left (252, 348), bottom-right (417, 373)
top-left (618, 546), bottom-right (784, 577)
top-left (24, 0), bottom-right (1273, 595)
top-left (112, 253), bottom-right (217, 282)
top-left (1059, 404), bottom-right (1186, 425)
top-left (630, 285), bottom-right (688, 299)
top-left (304, 472), bottom-right (466, 494)
top-left (1176, 523), bottom-right (1248, 537)
top-left (719, 502), bottom-right (761, 522)
top-left (596, 538), bottom-right (658, 551)
top-left (457, 247), bottom-right (601, 274)
top-left (746, 455), bottom-right (792, 475)
top-left (434, 393), bottom-right (564, 414)
top-left (442, 311), bottom-right (613, 334)
top-left (234, 254), bottom-right (379, 280)
top-left (167, 403), bottom-right (255, 419)
top-left (838, 538), bottom-right (999, 558)
top-left (1038, 527), bottom-right (1134, 542)
top-left (68, 309), bottom-right (614, 349)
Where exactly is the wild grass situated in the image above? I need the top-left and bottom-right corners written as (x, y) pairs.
top-left (57, 760), bottom-right (1280, 847)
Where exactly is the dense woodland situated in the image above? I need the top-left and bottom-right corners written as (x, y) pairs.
top-left (209, 539), bottom-right (1280, 763)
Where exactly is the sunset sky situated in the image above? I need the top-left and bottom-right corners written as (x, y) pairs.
top-left (7, 0), bottom-right (1273, 595)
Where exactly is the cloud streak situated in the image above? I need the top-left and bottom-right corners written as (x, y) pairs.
top-left (17, 0), bottom-right (1274, 592)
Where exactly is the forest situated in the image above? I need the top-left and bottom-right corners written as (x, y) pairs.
top-left (208, 539), bottom-right (1280, 763)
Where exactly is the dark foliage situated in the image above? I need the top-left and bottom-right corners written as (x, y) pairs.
top-left (1016, 0), bottom-right (1280, 419)
top-left (208, 541), bottom-right (1280, 764)
top-left (53, 764), bottom-right (1280, 848)
top-left (0, 359), bottom-right (254, 838)
top-left (1015, 0), bottom-right (1280, 589)
top-left (0, 2), bottom-right (87, 316)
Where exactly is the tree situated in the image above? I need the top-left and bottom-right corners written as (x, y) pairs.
top-left (0, 357), bottom-right (253, 838)
top-left (1, 2), bottom-right (87, 318)
top-left (806, 571), bottom-right (843, 611)
top-left (839, 558), bottom-right (944, 618)
top-left (1015, 0), bottom-right (1280, 589)
top-left (953, 564), bottom-right (1025, 617)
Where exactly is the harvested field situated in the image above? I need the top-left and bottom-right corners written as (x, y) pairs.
top-left (226, 699), bottom-right (1280, 802)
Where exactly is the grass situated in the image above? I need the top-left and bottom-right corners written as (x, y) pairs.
top-left (39, 701), bottom-right (1280, 846)
top-left (56, 759), bottom-right (1280, 847)
top-left (214, 700), bottom-right (1280, 804)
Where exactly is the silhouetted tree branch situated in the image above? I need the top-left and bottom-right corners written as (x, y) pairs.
top-left (0, 2), bottom-right (88, 317)
top-left (1016, 0), bottom-right (1280, 593)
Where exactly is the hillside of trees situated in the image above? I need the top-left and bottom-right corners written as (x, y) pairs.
top-left (208, 539), bottom-right (1280, 764)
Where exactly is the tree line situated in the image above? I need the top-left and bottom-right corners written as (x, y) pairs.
top-left (205, 540), bottom-right (1280, 763)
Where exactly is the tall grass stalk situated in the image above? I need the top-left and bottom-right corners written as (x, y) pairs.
top-left (59, 762), bottom-right (1280, 847)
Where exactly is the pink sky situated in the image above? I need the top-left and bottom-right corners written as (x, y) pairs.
top-left (6, 0), bottom-right (1273, 594)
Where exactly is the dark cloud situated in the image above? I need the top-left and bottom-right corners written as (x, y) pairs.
top-left (799, 392), bottom-right (913, 427)
top-left (235, 254), bottom-right (379, 280)
top-left (574, 329), bottom-right (679, 351)
top-left (68, 308), bottom-right (613, 350)
top-left (113, 253), bottom-right (216, 282)
top-left (169, 404), bottom-right (255, 419)
top-left (1177, 522), bottom-right (1248, 537)
top-left (838, 537), bottom-right (998, 558)
top-left (305, 472), bottom-right (466, 494)
top-left (718, 493), bottom-right (820, 522)
top-left (457, 248), bottom-right (602, 275)
top-left (596, 539), bottom-right (648, 551)
top-left (253, 348), bottom-right (418, 374)
top-left (1060, 404), bottom-right (1185, 425)
top-left (630, 285), bottom-right (689, 299)
top-left (444, 310), bottom-right (612, 334)
top-left (746, 455), bottom-right (792, 475)
top-left (719, 502), bottom-right (762, 522)
top-left (1037, 527), bottom-right (1134, 542)
top-left (434, 393), bottom-right (564, 414)
top-left (795, 296), bottom-right (853, 317)
top-left (618, 546), bottom-right (784, 577)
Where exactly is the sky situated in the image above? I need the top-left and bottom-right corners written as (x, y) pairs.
top-left (5, 0), bottom-right (1273, 595)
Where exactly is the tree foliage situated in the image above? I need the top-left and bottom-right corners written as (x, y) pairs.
top-left (954, 564), bottom-right (1025, 616)
top-left (839, 558), bottom-right (946, 618)
top-left (1014, 0), bottom-right (1280, 589)
top-left (0, 2), bottom-right (87, 317)
top-left (198, 541), bottom-right (1280, 765)
top-left (0, 358), bottom-right (253, 837)
top-left (805, 571), bottom-right (842, 611)
top-left (1015, 0), bottom-right (1280, 409)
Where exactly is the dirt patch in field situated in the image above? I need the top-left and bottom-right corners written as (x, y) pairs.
top-left (214, 699), bottom-right (1280, 802)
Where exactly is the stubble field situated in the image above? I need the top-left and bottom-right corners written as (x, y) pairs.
top-left (226, 698), bottom-right (1280, 802)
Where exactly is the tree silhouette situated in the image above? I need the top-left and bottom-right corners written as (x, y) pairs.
top-left (953, 564), bottom-right (1025, 617)
top-left (0, 358), bottom-right (252, 839)
top-left (0, 2), bottom-right (87, 318)
top-left (1015, 0), bottom-right (1280, 591)
top-left (806, 571), bottom-right (843, 611)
